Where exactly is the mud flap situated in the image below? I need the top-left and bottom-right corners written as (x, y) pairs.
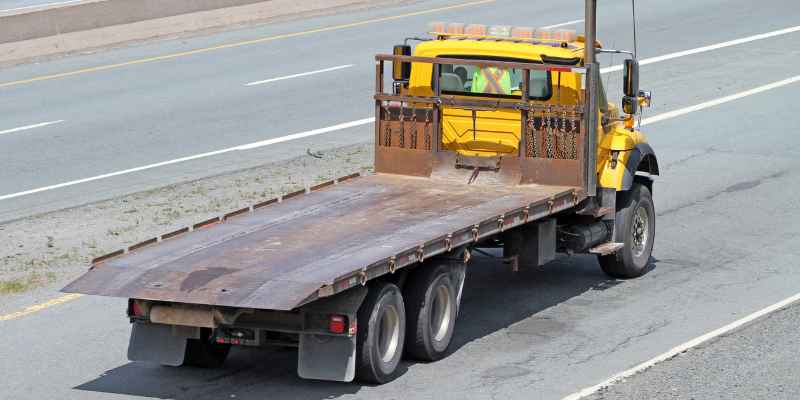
top-left (127, 323), bottom-right (197, 366)
top-left (298, 333), bottom-right (357, 381)
top-left (297, 286), bottom-right (367, 382)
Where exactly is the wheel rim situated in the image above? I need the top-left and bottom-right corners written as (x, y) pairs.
top-left (377, 304), bottom-right (401, 363)
top-left (429, 284), bottom-right (453, 343)
top-left (631, 205), bottom-right (649, 258)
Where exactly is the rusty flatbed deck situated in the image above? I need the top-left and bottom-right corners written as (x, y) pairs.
top-left (63, 173), bottom-right (583, 311)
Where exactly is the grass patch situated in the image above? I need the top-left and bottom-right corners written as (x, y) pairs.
top-left (0, 272), bottom-right (56, 295)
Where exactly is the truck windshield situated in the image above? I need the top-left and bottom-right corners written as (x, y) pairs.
top-left (437, 56), bottom-right (552, 100)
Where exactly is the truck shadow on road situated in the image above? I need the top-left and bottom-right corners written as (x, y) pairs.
top-left (74, 252), bottom-right (637, 399)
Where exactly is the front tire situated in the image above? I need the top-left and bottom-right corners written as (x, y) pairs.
top-left (404, 263), bottom-right (458, 362)
top-left (599, 182), bottom-right (655, 278)
top-left (356, 283), bottom-right (406, 384)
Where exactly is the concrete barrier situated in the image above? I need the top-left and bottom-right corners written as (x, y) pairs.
top-left (0, 0), bottom-right (384, 65)
top-left (0, 0), bottom-right (281, 44)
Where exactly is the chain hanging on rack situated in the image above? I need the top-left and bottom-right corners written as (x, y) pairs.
top-left (544, 105), bottom-right (555, 158)
top-left (569, 107), bottom-right (579, 160)
top-left (382, 103), bottom-right (392, 147)
top-left (424, 108), bottom-right (432, 151)
top-left (556, 109), bottom-right (569, 159)
top-left (526, 107), bottom-right (537, 158)
top-left (410, 105), bottom-right (418, 149)
top-left (398, 102), bottom-right (406, 148)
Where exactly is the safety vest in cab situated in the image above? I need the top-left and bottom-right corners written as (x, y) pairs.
top-left (471, 67), bottom-right (512, 95)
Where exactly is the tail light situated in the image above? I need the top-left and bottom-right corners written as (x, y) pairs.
top-left (128, 299), bottom-right (147, 318)
top-left (329, 315), bottom-right (347, 334)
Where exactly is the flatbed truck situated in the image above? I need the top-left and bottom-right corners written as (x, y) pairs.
top-left (64, 0), bottom-right (659, 383)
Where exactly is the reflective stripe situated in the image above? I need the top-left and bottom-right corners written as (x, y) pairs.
top-left (480, 67), bottom-right (508, 94)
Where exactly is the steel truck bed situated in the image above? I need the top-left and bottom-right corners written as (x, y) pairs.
top-left (63, 172), bottom-right (582, 311)
top-left (64, 56), bottom-right (596, 312)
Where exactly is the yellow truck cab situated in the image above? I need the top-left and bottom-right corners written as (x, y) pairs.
top-left (401, 23), bottom-right (659, 192)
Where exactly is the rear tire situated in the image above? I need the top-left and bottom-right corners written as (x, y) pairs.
top-left (404, 263), bottom-right (458, 362)
top-left (183, 329), bottom-right (230, 368)
top-left (356, 283), bottom-right (406, 384)
top-left (599, 182), bottom-right (655, 278)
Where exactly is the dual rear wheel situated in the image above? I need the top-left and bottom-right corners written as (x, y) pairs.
top-left (355, 263), bottom-right (461, 383)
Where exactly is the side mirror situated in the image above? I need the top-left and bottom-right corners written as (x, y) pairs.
top-left (392, 45), bottom-right (411, 81)
top-left (623, 59), bottom-right (639, 97)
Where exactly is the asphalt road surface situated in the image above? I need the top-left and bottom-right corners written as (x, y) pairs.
top-left (2, 0), bottom-right (800, 399)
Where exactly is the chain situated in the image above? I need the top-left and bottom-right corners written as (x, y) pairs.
top-left (544, 106), bottom-right (555, 158)
top-left (526, 110), bottom-right (536, 157)
top-left (398, 102), bottom-right (405, 148)
top-left (424, 109), bottom-right (432, 151)
top-left (382, 103), bottom-right (392, 147)
top-left (410, 106), bottom-right (418, 149)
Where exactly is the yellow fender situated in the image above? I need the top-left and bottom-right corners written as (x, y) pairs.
top-left (597, 127), bottom-right (659, 191)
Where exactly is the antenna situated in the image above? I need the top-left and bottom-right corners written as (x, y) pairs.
top-left (631, 0), bottom-right (638, 59)
top-left (631, 0), bottom-right (644, 128)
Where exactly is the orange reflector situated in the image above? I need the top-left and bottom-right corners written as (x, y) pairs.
top-left (329, 315), bottom-right (347, 334)
top-left (555, 29), bottom-right (577, 42)
top-left (429, 21), bottom-right (446, 33)
top-left (465, 24), bottom-right (487, 36)
top-left (446, 22), bottom-right (465, 34)
top-left (512, 26), bottom-right (535, 39)
top-left (536, 28), bottom-right (553, 40)
top-left (625, 116), bottom-right (635, 129)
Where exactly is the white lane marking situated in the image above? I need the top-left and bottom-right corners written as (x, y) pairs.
top-left (0, 0), bottom-right (84, 14)
top-left (641, 75), bottom-right (800, 126)
top-left (235, 117), bottom-right (373, 150)
top-left (3, 25), bottom-right (799, 201)
top-left (562, 292), bottom-right (800, 400)
top-left (0, 118), bottom-right (375, 201)
top-left (601, 25), bottom-right (800, 74)
top-left (541, 19), bottom-right (584, 30)
top-left (245, 65), bottom-right (354, 86)
top-left (0, 120), bottom-right (64, 136)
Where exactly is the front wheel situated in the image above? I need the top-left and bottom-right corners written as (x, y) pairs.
top-left (599, 182), bottom-right (655, 278)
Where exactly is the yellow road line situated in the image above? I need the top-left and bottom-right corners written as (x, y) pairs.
top-left (0, 293), bottom-right (83, 322)
top-left (0, 0), bottom-right (495, 89)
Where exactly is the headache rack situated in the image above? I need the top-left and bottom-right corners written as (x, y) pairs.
top-left (373, 54), bottom-right (598, 191)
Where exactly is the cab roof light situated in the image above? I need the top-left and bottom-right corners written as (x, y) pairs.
top-left (535, 28), bottom-right (554, 40)
top-left (511, 26), bottom-right (535, 39)
top-left (428, 22), bottom-right (577, 45)
top-left (554, 29), bottom-right (577, 43)
top-left (464, 24), bottom-right (487, 36)
top-left (487, 25), bottom-right (512, 37)
top-left (446, 22), bottom-right (465, 35)
top-left (429, 21), bottom-right (446, 34)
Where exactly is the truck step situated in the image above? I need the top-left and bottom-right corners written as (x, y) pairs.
top-left (589, 242), bottom-right (624, 255)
